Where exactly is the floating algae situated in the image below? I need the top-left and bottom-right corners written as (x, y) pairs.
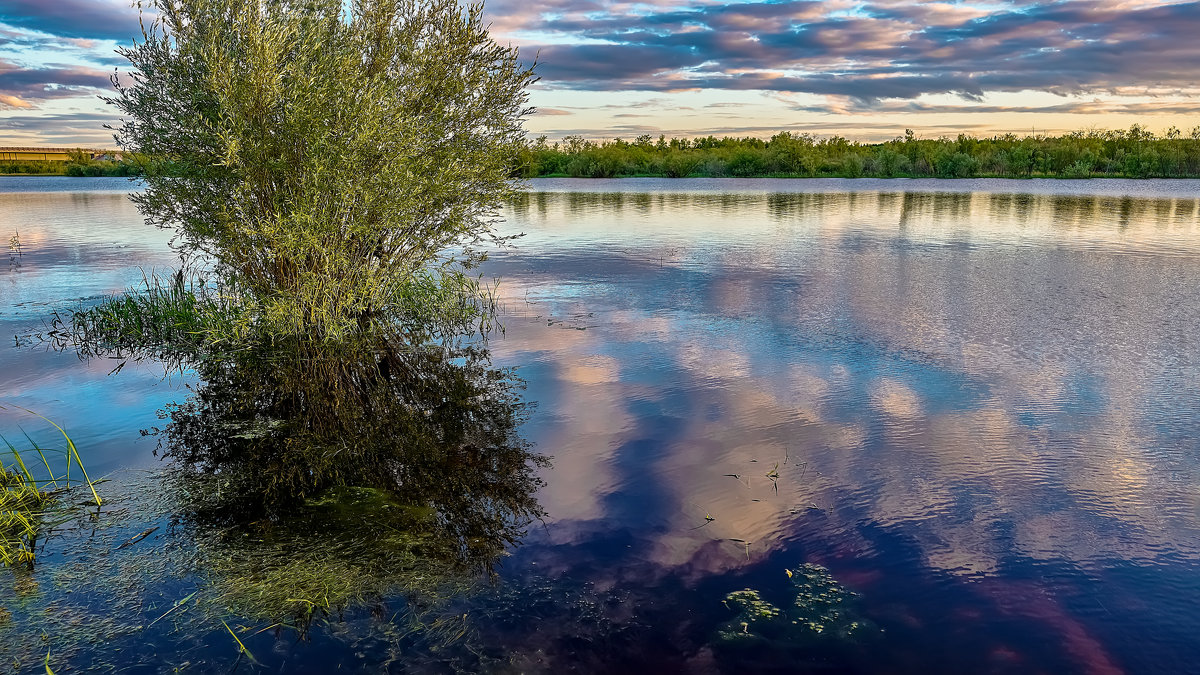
top-left (720, 589), bottom-right (786, 641)
top-left (189, 482), bottom-right (475, 627)
top-left (716, 563), bottom-right (877, 657)
top-left (788, 563), bottom-right (869, 639)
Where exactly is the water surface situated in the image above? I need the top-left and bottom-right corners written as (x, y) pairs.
top-left (3, 176), bottom-right (1200, 673)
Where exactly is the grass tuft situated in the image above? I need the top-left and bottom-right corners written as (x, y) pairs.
top-left (0, 407), bottom-right (100, 567)
top-left (48, 269), bottom-right (244, 362)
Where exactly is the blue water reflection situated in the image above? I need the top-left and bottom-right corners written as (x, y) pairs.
top-left (483, 180), bottom-right (1200, 673)
top-left (0, 177), bottom-right (187, 476)
top-left (4, 176), bottom-right (1200, 672)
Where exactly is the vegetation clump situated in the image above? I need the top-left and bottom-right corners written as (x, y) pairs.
top-left (107, 0), bottom-right (535, 351)
top-left (51, 270), bottom-right (241, 364)
top-left (720, 589), bottom-right (784, 641)
top-left (514, 125), bottom-right (1200, 179)
top-left (0, 409), bottom-right (100, 567)
top-left (717, 564), bottom-right (874, 649)
top-left (0, 152), bottom-right (144, 177)
top-left (0, 464), bottom-right (53, 567)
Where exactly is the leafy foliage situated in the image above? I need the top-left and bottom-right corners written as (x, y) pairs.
top-left (108, 0), bottom-right (536, 346)
top-left (516, 126), bottom-right (1200, 179)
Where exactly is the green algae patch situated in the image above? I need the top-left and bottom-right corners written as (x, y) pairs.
top-left (716, 563), bottom-right (878, 659)
top-left (788, 563), bottom-right (869, 639)
top-left (719, 589), bottom-right (786, 642)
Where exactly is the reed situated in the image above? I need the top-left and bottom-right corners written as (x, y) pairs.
top-left (50, 265), bottom-right (493, 373)
top-left (0, 408), bottom-right (101, 567)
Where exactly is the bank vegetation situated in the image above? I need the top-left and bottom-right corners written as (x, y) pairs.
top-left (511, 126), bottom-right (1200, 179)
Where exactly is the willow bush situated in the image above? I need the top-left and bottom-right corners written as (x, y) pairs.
top-left (109, 0), bottom-right (535, 347)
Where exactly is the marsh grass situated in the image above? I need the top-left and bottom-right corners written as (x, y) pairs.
top-left (0, 408), bottom-right (100, 567)
top-left (0, 458), bottom-right (53, 566)
top-left (48, 269), bottom-right (244, 363)
top-left (49, 265), bottom-right (499, 377)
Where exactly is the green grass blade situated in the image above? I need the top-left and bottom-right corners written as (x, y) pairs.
top-left (10, 406), bottom-right (100, 506)
top-left (5, 440), bottom-right (35, 484)
top-left (20, 430), bottom-right (60, 488)
top-left (221, 619), bottom-right (258, 664)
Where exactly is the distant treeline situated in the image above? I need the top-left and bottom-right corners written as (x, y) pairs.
top-left (511, 126), bottom-right (1200, 179)
top-left (1, 149), bottom-right (144, 177)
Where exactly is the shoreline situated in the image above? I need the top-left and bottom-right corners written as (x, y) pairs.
top-left (8, 172), bottom-right (1200, 180)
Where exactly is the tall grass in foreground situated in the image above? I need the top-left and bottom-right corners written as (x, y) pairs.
top-left (0, 407), bottom-right (101, 567)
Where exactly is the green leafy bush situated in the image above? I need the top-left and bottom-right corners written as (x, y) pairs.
top-left (108, 0), bottom-right (535, 348)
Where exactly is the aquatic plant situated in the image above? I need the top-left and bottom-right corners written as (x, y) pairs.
top-left (717, 564), bottom-right (874, 649)
top-left (182, 484), bottom-right (484, 630)
top-left (49, 270), bottom-right (242, 364)
top-left (0, 408), bottom-right (100, 567)
top-left (720, 589), bottom-right (785, 640)
top-left (51, 269), bottom-right (500, 393)
top-left (0, 461), bottom-right (53, 566)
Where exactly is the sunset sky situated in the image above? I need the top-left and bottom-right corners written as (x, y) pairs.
top-left (1, 0), bottom-right (1199, 147)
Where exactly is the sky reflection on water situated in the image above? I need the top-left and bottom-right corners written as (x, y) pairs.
top-left (3, 177), bottom-right (1200, 672)
top-left (483, 180), bottom-right (1200, 672)
top-left (1, 179), bottom-right (187, 477)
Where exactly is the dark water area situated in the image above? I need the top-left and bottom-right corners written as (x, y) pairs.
top-left (4, 176), bottom-right (1200, 673)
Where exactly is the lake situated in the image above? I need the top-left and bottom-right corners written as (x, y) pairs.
top-left (3, 176), bottom-right (1200, 673)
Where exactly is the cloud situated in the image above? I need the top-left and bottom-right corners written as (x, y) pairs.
top-left (528, 120), bottom-right (997, 142)
top-left (0, 0), bottom-right (143, 42)
top-left (794, 97), bottom-right (1200, 116)
top-left (3, 0), bottom-right (1197, 142)
top-left (0, 60), bottom-right (112, 108)
top-left (487, 0), bottom-right (1200, 105)
top-left (0, 92), bottom-right (29, 108)
top-left (0, 110), bottom-right (118, 145)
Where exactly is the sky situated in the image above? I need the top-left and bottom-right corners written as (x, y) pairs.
top-left (1, 0), bottom-right (1199, 147)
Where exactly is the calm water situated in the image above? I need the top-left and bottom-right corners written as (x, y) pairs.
top-left (4, 176), bottom-right (1200, 673)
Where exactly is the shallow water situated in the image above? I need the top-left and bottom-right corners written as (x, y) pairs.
top-left (4, 176), bottom-right (1200, 673)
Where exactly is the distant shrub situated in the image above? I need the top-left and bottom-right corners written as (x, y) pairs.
top-left (662, 151), bottom-right (701, 178)
top-left (727, 149), bottom-right (768, 177)
top-left (1061, 160), bottom-right (1093, 178)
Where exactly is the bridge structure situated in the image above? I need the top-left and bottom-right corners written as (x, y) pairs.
top-left (0, 147), bottom-right (123, 162)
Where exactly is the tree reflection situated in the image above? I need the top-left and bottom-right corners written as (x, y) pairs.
top-left (149, 340), bottom-right (547, 625)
